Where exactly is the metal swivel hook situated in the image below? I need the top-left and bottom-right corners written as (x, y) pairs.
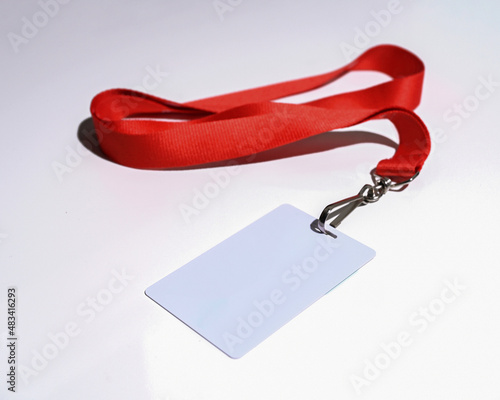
top-left (316, 171), bottom-right (419, 234)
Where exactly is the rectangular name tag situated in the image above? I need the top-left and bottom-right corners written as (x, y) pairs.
top-left (146, 204), bottom-right (375, 358)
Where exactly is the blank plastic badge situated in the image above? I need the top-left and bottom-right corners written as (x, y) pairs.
top-left (145, 204), bottom-right (375, 358)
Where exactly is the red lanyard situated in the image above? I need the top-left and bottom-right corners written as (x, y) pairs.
top-left (90, 44), bottom-right (430, 183)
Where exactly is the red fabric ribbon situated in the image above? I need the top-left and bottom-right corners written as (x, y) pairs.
top-left (90, 44), bottom-right (430, 180)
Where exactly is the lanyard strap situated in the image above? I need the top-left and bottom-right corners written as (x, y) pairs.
top-left (90, 44), bottom-right (430, 181)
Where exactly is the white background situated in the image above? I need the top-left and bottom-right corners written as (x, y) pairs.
top-left (1, 0), bottom-right (499, 399)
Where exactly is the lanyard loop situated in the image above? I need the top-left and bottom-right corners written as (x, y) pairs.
top-left (90, 44), bottom-right (431, 182)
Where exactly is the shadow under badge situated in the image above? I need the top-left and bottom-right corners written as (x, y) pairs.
top-left (145, 204), bottom-right (375, 358)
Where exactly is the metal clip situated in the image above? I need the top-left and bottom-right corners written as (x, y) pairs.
top-left (316, 171), bottom-right (419, 234)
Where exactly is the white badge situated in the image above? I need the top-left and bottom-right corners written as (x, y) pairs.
top-left (146, 204), bottom-right (375, 358)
